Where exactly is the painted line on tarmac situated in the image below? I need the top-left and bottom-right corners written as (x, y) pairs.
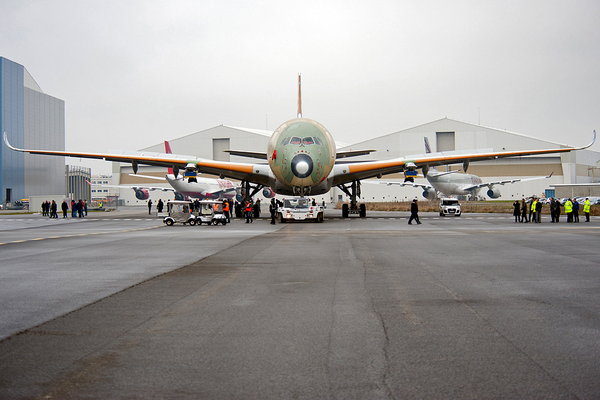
top-left (0, 225), bottom-right (163, 246)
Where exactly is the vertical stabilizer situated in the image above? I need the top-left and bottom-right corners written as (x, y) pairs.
top-left (297, 73), bottom-right (302, 118)
top-left (424, 137), bottom-right (431, 154)
top-left (165, 141), bottom-right (173, 175)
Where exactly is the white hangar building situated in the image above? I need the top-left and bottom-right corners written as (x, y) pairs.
top-left (113, 118), bottom-right (600, 205)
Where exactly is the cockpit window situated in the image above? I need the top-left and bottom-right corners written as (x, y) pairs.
top-left (302, 137), bottom-right (314, 145)
top-left (281, 137), bottom-right (291, 146)
top-left (313, 136), bottom-right (323, 146)
top-left (290, 137), bottom-right (301, 145)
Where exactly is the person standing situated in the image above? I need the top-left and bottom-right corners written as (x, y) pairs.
top-left (61, 200), bottom-right (68, 218)
top-left (536, 199), bottom-right (542, 223)
top-left (573, 199), bottom-right (580, 223)
top-left (550, 198), bottom-right (557, 222)
top-left (521, 198), bottom-right (528, 223)
top-left (71, 200), bottom-right (76, 218)
top-left (148, 199), bottom-right (153, 215)
top-left (564, 198), bottom-right (573, 222)
top-left (584, 198), bottom-right (591, 222)
top-left (245, 199), bottom-right (253, 223)
top-left (513, 200), bottom-right (521, 223)
top-left (50, 200), bottom-right (58, 218)
top-left (84, 200), bottom-right (88, 216)
top-left (157, 199), bottom-right (164, 213)
top-left (269, 198), bottom-right (277, 225)
top-left (223, 200), bottom-right (230, 223)
top-left (408, 199), bottom-right (421, 225)
top-left (530, 198), bottom-right (537, 223)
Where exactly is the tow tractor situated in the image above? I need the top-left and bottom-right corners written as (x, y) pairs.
top-left (278, 197), bottom-right (324, 223)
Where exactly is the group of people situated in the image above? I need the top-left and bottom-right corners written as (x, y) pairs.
top-left (513, 197), bottom-right (592, 223)
top-left (41, 199), bottom-right (87, 219)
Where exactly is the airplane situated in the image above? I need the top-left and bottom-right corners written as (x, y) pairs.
top-left (387, 138), bottom-right (554, 200)
top-left (3, 75), bottom-right (596, 218)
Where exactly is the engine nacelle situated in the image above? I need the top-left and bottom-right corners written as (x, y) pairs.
top-left (487, 187), bottom-right (501, 199)
top-left (174, 192), bottom-right (185, 201)
top-left (422, 189), bottom-right (437, 200)
top-left (135, 189), bottom-right (150, 200)
top-left (262, 187), bottom-right (276, 198)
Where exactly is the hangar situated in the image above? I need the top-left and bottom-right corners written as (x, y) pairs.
top-left (113, 118), bottom-right (600, 204)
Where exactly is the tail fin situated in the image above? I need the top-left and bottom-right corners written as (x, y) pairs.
top-left (165, 141), bottom-right (173, 175)
top-left (424, 137), bottom-right (431, 154)
top-left (297, 73), bottom-right (302, 118)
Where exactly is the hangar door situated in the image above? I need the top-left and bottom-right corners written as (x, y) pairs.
top-left (212, 138), bottom-right (230, 162)
top-left (436, 132), bottom-right (455, 152)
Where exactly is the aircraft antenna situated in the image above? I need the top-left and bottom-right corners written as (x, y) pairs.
top-left (297, 73), bottom-right (302, 118)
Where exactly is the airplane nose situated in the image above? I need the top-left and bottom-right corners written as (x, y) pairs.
top-left (291, 153), bottom-right (313, 179)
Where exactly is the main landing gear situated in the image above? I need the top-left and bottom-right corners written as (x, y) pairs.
top-left (337, 180), bottom-right (366, 218)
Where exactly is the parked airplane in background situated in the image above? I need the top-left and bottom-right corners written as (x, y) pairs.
top-left (3, 76), bottom-right (595, 217)
top-left (388, 138), bottom-right (554, 200)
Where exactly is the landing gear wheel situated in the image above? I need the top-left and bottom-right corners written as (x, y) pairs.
top-left (342, 204), bottom-right (349, 218)
top-left (359, 204), bottom-right (366, 218)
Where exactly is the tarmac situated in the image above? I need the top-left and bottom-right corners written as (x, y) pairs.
top-left (1, 207), bottom-right (600, 399)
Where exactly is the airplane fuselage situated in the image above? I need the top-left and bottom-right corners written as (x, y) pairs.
top-left (267, 118), bottom-right (336, 196)
top-left (427, 170), bottom-right (483, 197)
top-left (165, 175), bottom-right (238, 199)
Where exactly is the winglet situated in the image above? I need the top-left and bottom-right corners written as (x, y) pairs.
top-left (3, 132), bottom-right (22, 152)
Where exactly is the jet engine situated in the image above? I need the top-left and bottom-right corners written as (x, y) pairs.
top-left (135, 189), bottom-right (150, 200)
top-left (487, 187), bottom-right (501, 199)
top-left (262, 187), bottom-right (276, 198)
top-left (422, 189), bottom-right (437, 200)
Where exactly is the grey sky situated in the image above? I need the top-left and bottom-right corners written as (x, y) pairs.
top-left (2, 0), bottom-right (599, 174)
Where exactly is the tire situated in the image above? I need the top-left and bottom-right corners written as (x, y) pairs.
top-left (212, 220), bottom-right (218, 225)
top-left (316, 213), bottom-right (324, 223)
top-left (165, 219), bottom-right (174, 226)
top-left (188, 219), bottom-right (196, 226)
top-left (359, 204), bottom-right (366, 218)
top-left (222, 220), bottom-right (227, 225)
top-left (342, 204), bottom-right (349, 218)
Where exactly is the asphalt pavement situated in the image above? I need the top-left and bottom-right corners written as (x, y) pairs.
top-left (1, 208), bottom-right (599, 399)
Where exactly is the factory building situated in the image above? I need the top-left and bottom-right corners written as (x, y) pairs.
top-left (0, 57), bottom-right (66, 205)
top-left (114, 118), bottom-right (600, 204)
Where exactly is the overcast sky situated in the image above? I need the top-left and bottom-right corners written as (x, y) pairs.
top-left (2, 0), bottom-right (599, 174)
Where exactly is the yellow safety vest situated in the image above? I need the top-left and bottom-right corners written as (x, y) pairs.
top-left (564, 201), bottom-right (573, 213)
top-left (584, 200), bottom-right (591, 213)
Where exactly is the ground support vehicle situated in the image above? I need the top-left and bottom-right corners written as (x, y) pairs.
top-left (278, 197), bottom-right (325, 223)
top-left (196, 200), bottom-right (228, 226)
top-left (439, 198), bottom-right (461, 217)
top-left (163, 200), bottom-right (197, 226)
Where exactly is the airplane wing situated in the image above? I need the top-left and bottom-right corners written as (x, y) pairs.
top-left (331, 132), bottom-right (595, 186)
top-left (4, 132), bottom-right (270, 185)
top-left (461, 172), bottom-right (554, 191)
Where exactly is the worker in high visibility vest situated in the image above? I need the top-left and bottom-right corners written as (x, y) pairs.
top-left (223, 200), bottom-right (230, 223)
top-left (584, 198), bottom-right (591, 222)
top-left (564, 198), bottom-right (573, 222)
top-left (530, 198), bottom-right (537, 223)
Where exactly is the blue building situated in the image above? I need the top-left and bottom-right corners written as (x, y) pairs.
top-left (0, 57), bottom-right (65, 205)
